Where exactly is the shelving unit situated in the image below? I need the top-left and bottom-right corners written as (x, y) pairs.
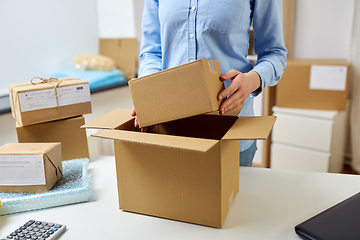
top-left (271, 106), bottom-right (348, 173)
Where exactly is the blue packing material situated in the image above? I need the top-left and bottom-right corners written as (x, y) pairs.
top-left (0, 158), bottom-right (92, 216)
top-left (53, 67), bottom-right (127, 91)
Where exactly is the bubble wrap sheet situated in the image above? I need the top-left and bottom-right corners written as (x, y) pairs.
top-left (0, 158), bottom-right (92, 216)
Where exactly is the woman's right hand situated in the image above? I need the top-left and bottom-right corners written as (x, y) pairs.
top-left (131, 106), bottom-right (156, 132)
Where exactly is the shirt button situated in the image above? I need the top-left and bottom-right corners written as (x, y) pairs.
top-left (191, 6), bottom-right (196, 11)
top-left (190, 34), bottom-right (194, 38)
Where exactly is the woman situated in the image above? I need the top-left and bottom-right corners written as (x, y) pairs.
top-left (132, 0), bottom-right (287, 166)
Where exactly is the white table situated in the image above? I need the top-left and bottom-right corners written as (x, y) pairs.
top-left (1, 155), bottom-right (360, 239)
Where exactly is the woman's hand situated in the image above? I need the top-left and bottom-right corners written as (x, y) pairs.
top-left (131, 106), bottom-right (156, 132)
top-left (217, 70), bottom-right (261, 115)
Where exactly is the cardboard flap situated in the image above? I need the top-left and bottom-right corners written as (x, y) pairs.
top-left (222, 116), bottom-right (276, 140)
top-left (82, 109), bottom-right (133, 130)
top-left (92, 130), bottom-right (218, 152)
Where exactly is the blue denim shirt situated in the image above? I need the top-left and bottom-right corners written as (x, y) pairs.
top-left (139, 0), bottom-right (287, 151)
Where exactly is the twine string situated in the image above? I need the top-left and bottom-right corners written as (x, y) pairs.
top-left (30, 77), bottom-right (63, 97)
top-left (31, 77), bottom-right (63, 118)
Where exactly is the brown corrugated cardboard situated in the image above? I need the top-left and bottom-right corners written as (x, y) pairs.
top-left (0, 143), bottom-right (62, 193)
top-left (99, 38), bottom-right (138, 79)
top-left (129, 59), bottom-right (225, 128)
top-left (16, 116), bottom-right (89, 161)
top-left (9, 77), bottom-right (92, 126)
top-left (82, 108), bottom-right (276, 228)
top-left (276, 59), bottom-right (350, 110)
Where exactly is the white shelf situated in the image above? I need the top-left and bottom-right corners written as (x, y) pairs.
top-left (271, 106), bottom-right (348, 173)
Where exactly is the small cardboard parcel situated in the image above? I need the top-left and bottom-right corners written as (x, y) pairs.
top-left (9, 77), bottom-right (92, 126)
top-left (128, 59), bottom-right (225, 128)
top-left (16, 116), bottom-right (89, 161)
top-left (0, 143), bottom-right (62, 193)
top-left (83, 109), bottom-right (276, 228)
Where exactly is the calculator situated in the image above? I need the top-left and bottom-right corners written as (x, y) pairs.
top-left (2, 220), bottom-right (66, 240)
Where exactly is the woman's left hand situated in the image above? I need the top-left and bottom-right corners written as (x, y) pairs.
top-left (217, 70), bottom-right (261, 115)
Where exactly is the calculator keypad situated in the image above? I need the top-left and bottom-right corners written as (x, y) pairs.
top-left (2, 220), bottom-right (65, 240)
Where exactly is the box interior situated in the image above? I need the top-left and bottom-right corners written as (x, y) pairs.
top-left (158, 114), bottom-right (237, 140)
top-left (114, 114), bottom-right (238, 141)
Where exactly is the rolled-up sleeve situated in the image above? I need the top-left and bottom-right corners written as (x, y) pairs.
top-left (250, 0), bottom-right (287, 96)
top-left (138, 0), bottom-right (162, 78)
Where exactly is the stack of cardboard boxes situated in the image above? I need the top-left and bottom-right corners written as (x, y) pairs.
top-left (0, 77), bottom-right (91, 193)
top-left (83, 59), bottom-right (277, 228)
top-left (272, 59), bottom-right (351, 172)
top-left (8, 77), bottom-right (91, 161)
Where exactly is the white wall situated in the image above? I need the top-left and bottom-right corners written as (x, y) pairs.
top-left (293, 0), bottom-right (355, 59)
top-left (0, 0), bottom-right (99, 96)
top-left (97, 0), bottom-right (136, 38)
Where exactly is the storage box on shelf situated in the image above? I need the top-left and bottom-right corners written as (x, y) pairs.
top-left (276, 59), bottom-right (350, 111)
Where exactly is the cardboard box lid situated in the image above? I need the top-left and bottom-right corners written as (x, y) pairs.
top-left (81, 109), bottom-right (133, 130)
top-left (222, 116), bottom-right (277, 140)
top-left (128, 59), bottom-right (223, 127)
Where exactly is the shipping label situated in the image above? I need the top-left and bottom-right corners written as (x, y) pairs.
top-left (19, 83), bottom-right (91, 112)
top-left (0, 155), bottom-right (46, 186)
top-left (309, 65), bottom-right (348, 91)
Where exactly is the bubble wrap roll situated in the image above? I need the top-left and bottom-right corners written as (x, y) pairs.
top-left (0, 158), bottom-right (92, 216)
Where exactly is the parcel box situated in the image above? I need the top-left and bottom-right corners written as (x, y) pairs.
top-left (83, 109), bottom-right (276, 228)
top-left (9, 77), bottom-right (92, 126)
top-left (0, 143), bottom-right (62, 193)
top-left (276, 59), bottom-right (350, 110)
top-left (99, 38), bottom-right (138, 79)
top-left (129, 59), bottom-right (224, 128)
top-left (16, 116), bottom-right (89, 161)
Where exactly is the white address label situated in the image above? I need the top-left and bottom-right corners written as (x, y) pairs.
top-left (19, 83), bottom-right (91, 112)
top-left (0, 155), bottom-right (46, 186)
top-left (309, 65), bottom-right (348, 91)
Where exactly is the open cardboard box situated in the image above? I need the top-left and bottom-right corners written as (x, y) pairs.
top-left (83, 109), bottom-right (276, 228)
